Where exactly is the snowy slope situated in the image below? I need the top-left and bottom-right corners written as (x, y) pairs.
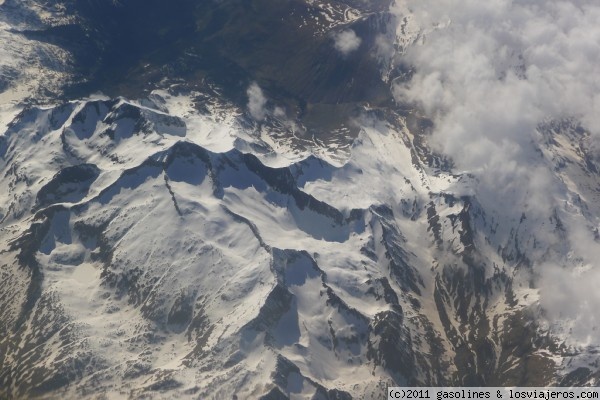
top-left (0, 88), bottom-right (598, 399)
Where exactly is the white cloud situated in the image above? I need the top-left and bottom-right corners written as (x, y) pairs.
top-left (247, 82), bottom-right (267, 121)
top-left (333, 29), bottom-right (362, 55)
top-left (539, 260), bottom-right (600, 346)
top-left (393, 0), bottom-right (600, 167)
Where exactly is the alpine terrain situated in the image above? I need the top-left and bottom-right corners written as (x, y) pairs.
top-left (0, 0), bottom-right (599, 398)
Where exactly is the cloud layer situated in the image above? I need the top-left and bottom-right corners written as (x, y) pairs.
top-left (394, 0), bottom-right (600, 169)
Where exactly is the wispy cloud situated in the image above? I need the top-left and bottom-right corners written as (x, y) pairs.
top-left (333, 29), bottom-right (362, 55)
top-left (247, 82), bottom-right (267, 121)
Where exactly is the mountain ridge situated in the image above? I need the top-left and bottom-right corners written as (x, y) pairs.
top-left (1, 93), bottom-right (598, 398)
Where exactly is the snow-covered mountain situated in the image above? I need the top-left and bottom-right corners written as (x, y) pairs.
top-left (1, 0), bottom-right (599, 398)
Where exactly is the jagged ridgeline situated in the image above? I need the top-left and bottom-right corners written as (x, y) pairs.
top-left (0, 93), bottom-right (596, 398)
